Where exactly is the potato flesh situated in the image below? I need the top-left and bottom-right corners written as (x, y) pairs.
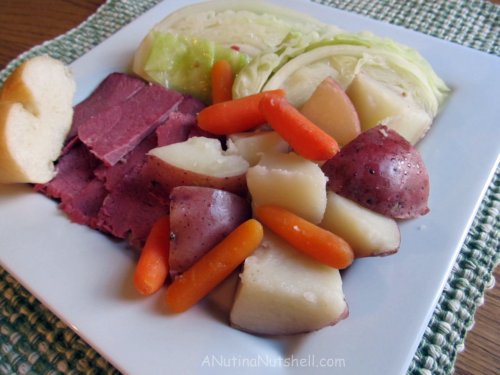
top-left (226, 131), bottom-right (289, 166)
top-left (346, 72), bottom-right (432, 145)
top-left (300, 77), bottom-right (361, 146)
top-left (148, 136), bottom-right (248, 178)
top-left (246, 152), bottom-right (327, 224)
top-left (230, 231), bottom-right (347, 335)
top-left (321, 192), bottom-right (400, 257)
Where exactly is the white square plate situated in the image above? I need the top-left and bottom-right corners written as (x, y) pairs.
top-left (1, 1), bottom-right (499, 374)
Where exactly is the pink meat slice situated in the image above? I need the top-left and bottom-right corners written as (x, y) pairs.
top-left (78, 84), bottom-right (183, 166)
top-left (177, 95), bottom-right (205, 115)
top-left (94, 132), bottom-right (158, 191)
top-left (93, 132), bottom-right (165, 246)
top-left (37, 73), bottom-right (210, 247)
top-left (34, 141), bottom-right (107, 226)
top-left (60, 178), bottom-right (108, 227)
top-left (66, 73), bottom-right (147, 141)
top-left (36, 141), bottom-right (100, 201)
top-left (97, 186), bottom-right (170, 248)
top-left (155, 112), bottom-right (197, 147)
top-left (95, 164), bottom-right (170, 247)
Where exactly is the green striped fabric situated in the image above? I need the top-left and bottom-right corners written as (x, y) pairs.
top-left (1, 1), bottom-right (499, 374)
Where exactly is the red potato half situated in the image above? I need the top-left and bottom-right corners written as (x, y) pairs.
top-left (321, 125), bottom-right (430, 219)
top-left (142, 136), bottom-right (249, 200)
top-left (169, 186), bottom-right (251, 277)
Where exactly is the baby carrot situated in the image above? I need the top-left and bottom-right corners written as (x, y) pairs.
top-left (255, 205), bottom-right (354, 269)
top-left (134, 215), bottom-right (171, 296)
top-left (211, 60), bottom-right (234, 104)
top-left (197, 89), bottom-right (285, 135)
top-left (259, 95), bottom-right (339, 161)
top-left (166, 219), bottom-right (263, 313)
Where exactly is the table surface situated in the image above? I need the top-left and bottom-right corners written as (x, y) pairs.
top-left (0, 1), bottom-right (498, 374)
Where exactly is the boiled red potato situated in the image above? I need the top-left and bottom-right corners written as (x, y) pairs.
top-left (169, 186), bottom-right (251, 277)
top-left (346, 72), bottom-right (432, 145)
top-left (226, 130), bottom-right (289, 166)
top-left (246, 151), bottom-right (327, 224)
top-left (143, 136), bottom-right (249, 197)
top-left (300, 77), bottom-right (361, 146)
top-left (321, 192), bottom-right (400, 257)
top-left (321, 125), bottom-right (429, 219)
top-left (230, 231), bottom-right (348, 335)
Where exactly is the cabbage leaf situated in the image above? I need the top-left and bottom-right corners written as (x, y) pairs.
top-left (144, 32), bottom-right (248, 102)
top-left (234, 31), bottom-right (449, 117)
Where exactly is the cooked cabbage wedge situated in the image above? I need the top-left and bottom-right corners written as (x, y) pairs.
top-left (132, 0), bottom-right (338, 102)
top-left (133, 0), bottom-right (449, 143)
top-left (143, 32), bottom-right (249, 102)
top-left (234, 31), bottom-right (449, 143)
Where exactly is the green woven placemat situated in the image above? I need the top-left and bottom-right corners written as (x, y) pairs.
top-left (0, 1), bottom-right (498, 374)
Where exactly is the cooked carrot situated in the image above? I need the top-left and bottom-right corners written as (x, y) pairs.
top-left (166, 219), bottom-right (263, 313)
top-left (259, 95), bottom-right (339, 161)
top-left (255, 205), bottom-right (353, 269)
top-left (211, 60), bottom-right (234, 104)
top-left (197, 89), bottom-right (285, 135)
top-left (134, 215), bottom-right (171, 296)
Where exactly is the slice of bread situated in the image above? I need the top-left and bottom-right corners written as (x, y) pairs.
top-left (0, 55), bottom-right (75, 183)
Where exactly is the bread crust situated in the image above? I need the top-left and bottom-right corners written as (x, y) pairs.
top-left (1, 63), bottom-right (36, 110)
top-left (0, 102), bottom-right (28, 183)
top-left (0, 55), bottom-right (75, 184)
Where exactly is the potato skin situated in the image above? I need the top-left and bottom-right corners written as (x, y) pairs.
top-left (321, 125), bottom-right (429, 219)
top-left (169, 186), bottom-right (251, 277)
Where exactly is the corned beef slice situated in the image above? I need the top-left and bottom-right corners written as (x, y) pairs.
top-left (175, 96), bottom-right (216, 140)
top-left (93, 132), bottom-right (171, 246)
top-left (91, 96), bottom-right (206, 244)
top-left (96, 178), bottom-right (170, 247)
top-left (78, 84), bottom-right (183, 166)
top-left (67, 73), bottom-right (147, 141)
top-left (35, 141), bottom-right (106, 226)
top-left (60, 178), bottom-right (108, 227)
top-left (38, 73), bottom-right (208, 247)
top-left (36, 141), bottom-right (100, 201)
top-left (94, 130), bottom-right (158, 191)
top-left (155, 112), bottom-right (197, 147)
top-left (177, 95), bottom-right (205, 115)
top-left (155, 96), bottom-right (205, 146)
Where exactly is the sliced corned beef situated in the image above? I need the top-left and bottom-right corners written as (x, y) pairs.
top-left (95, 165), bottom-right (170, 247)
top-left (35, 141), bottom-right (107, 227)
top-left (78, 84), bottom-right (183, 166)
top-left (36, 141), bottom-right (100, 201)
top-left (67, 73), bottom-right (147, 141)
top-left (94, 132), bottom-right (157, 190)
top-left (177, 95), bottom-right (205, 115)
top-left (155, 95), bottom-right (213, 145)
top-left (37, 72), bottom-right (213, 248)
top-left (60, 178), bottom-right (108, 227)
top-left (155, 112), bottom-right (196, 147)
